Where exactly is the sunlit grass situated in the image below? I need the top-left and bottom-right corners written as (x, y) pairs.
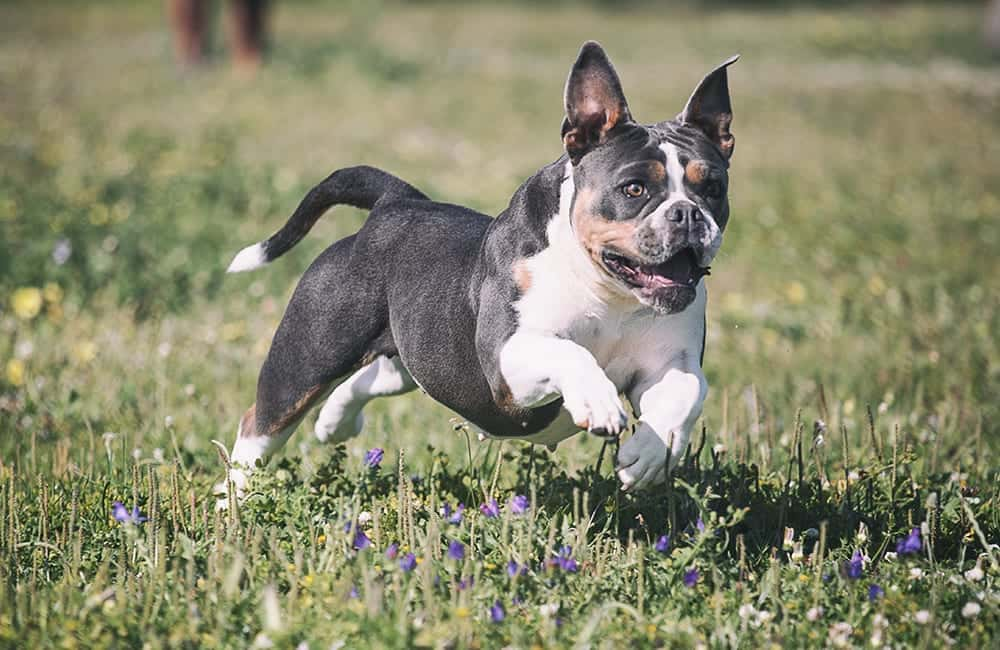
top-left (1, 0), bottom-right (998, 647)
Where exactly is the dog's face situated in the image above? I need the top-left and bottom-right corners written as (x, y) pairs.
top-left (561, 42), bottom-right (737, 314)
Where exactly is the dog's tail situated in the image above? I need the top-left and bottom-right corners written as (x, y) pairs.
top-left (226, 165), bottom-right (428, 273)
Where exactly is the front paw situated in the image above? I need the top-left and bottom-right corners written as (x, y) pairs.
top-left (616, 427), bottom-right (672, 492)
top-left (560, 373), bottom-right (628, 437)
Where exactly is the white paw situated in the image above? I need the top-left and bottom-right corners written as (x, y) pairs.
top-left (315, 409), bottom-right (364, 444)
top-left (616, 427), bottom-right (673, 492)
top-left (213, 467), bottom-right (249, 511)
top-left (560, 372), bottom-right (628, 437)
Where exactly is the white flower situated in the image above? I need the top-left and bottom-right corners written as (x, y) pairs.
top-left (755, 610), bottom-right (774, 626)
top-left (856, 521), bottom-right (869, 544)
top-left (791, 542), bottom-right (805, 563)
top-left (884, 552), bottom-right (897, 562)
top-left (539, 603), bottom-right (559, 618)
top-left (964, 563), bottom-right (984, 582)
top-left (738, 603), bottom-right (756, 620)
top-left (357, 511), bottom-right (372, 525)
top-left (157, 342), bottom-right (172, 358)
top-left (164, 415), bottom-right (174, 428)
top-left (872, 613), bottom-right (888, 629)
top-left (783, 527), bottom-right (795, 551)
top-left (914, 610), bottom-right (931, 625)
top-left (806, 606), bottom-right (824, 622)
top-left (712, 443), bottom-right (726, 455)
top-left (909, 567), bottom-right (924, 579)
top-left (132, 448), bottom-right (142, 461)
top-left (961, 601), bottom-right (981, 619)
top-left (829, 622), bottom-right (853, 648)
top-left (153, 448), bottom-right (164, 463)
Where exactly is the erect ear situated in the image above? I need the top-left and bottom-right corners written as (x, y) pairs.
top-left (678, 55), bottom-right (739, 160)
top-left (561, 41), bottom-right (632, 163)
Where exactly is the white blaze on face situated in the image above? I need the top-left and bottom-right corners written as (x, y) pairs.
top-left (650, 141), bottom-right (724, 266)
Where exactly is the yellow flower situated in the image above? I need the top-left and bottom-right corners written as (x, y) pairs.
top-left (302, 574), bottom-right (314, 587)
top-left (454, 606), bottom-right (470, 619)
top-left (5, 359), bottom-right (25, 386)
top-left (784, 281), bottom-right (807, 304)
top-left (71, 341), bottom-right (97, 364)
top-left (317, 534), bottom-right (327, 545)
top-left (43, 283), bottom-right (63, 304)
top-left (11, 287), bottom-right (43, 320)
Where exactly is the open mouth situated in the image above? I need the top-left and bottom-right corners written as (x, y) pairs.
top-left (601, 247), bottom-right (709, 291)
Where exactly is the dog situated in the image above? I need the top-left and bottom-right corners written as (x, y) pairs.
top-left (219, 41), bottom-right (737, 504)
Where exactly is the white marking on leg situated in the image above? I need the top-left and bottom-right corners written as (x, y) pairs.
top-left (227, 242), bottom-right (268, 273)
top-left (315, 356), bottom-right (416, 443)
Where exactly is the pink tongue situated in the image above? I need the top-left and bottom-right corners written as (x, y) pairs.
top-left (640, 251), bottom-right (694, 286)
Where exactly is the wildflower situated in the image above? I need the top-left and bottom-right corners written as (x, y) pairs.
top-left (783, 527), bottom-right (795, 551)
top-left (909, 567), bottom-right (923, 580)
top-left (364, 448), bottom-right (384, 469)
top-left (553, 546), bottom-right (578, 572)
top-left (790, 542), bottom-right (805, 563)
top-left (399, 553), bottom-right (417, 572)
top-left (385, 543), bottom-right (399, 560)
top-left (806, 606), bottom-right (823, 622)
top-left (441, 503), bottom-right (464, 525)
top-left (696, 517), bottom-right (706, 533)
top-left (913, 610), bottom-right (931, 625)
top-left (507, 560), bottom-right (526, 578)
top-left (964, 560), bottom-right (984, 582)
top-left (111, 501), bottom-right (147, 524)
top-left (883, 552), bottom-right (897, 562)
top-left (539, 603), bottom-right (559, 618)
top-left (509, 494), bottom-right (529, 515)
top-left (489, 601), bottom-right (505, 623)
top-left (5, 359), bottom-right (25, 387)
top-left (856, 522), bottom-right (869, 544)
top-left (895, 527), bottom-right (921, 556)
top-left (755, 610), bottom-right (773, 627)
top-left (353, 530), bottom-right (371, 550)
top-left (52, 239), bottom-right (72, 265)
top-left (738, 603), bottom-right (756, 620)
top-left (11, 287), bottom-right (43, 320)
top-left (349, 586), bottom-right (359, 599)
top-left (480, 499), bottom-right (500, 518)
top-left (447, 540), bottom-right (465, 561)
top-left (683, 568), bottom-right (699, 587)
top-left (655, 534), bottom-right (671, 554)
top-left (845, 550), bottom-right (863, 579)
top-left (828, 622), bottom-right (853, 648)
top-left (457, 576), bottom-right (474, 590)
top-left (357, 510), bottom-right (372, 524)
top-left (961, 601), bottom-right (981, 619)
top-left (868, 584), bottom-right (885, 602)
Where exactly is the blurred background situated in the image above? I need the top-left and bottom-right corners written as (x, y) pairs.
top-left (1, 0), bottom-right (998, 473)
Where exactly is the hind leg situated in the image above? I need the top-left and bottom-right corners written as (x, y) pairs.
top-left (314, 355), bottom-right (416, 443)
top-left (217, 235), bottom-right (391, 506)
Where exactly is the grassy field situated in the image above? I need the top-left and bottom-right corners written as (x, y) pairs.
top-left (2, 0), bottom-right (999, 647)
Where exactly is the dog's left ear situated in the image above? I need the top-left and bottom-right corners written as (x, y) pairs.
top-left (678, 55), bottom-right (739, 160)
top-left (562, 41), bottom-right (633, 163)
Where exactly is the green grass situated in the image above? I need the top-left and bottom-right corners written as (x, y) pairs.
top-left (1, 1), bottom-right (999, 647)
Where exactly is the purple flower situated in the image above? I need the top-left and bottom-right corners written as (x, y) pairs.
top-left (457, 576), bottom-right (474, 590)
top-left (683, 568), bottom-right (699, 587)
top-left (896, 527), bottom-right (921, 556)
top-left (696, 517), bottom-right (706, 533)
top-left (554, 546), bottom-right (578, 573)
top-left (441, 502), bottom-right (464, 525)
top-left (507, 560), bottom-right (527, 578)
top-left (512, 594), bottom-right (524, 606)
top-left (868, 584), bottom-right (885, 602)
top-left (845, 550), bottom-right (863, 579)
top-left (111, 501), bottom-right (147, 524)
top-left (489, 601), bottom-right (505, 623)
top-left (385, 542), bottom-right (399, 560)
top-left (364, 447), bottom-right (384, 469)
top-left (447, 540), bottom-right (465, 561)
top-left (509, 494), bottom-right (530, 515)
top-left (349, 586), bottom-right (359, 599)
top-left (655, 534), bottom-right (671, 554)
top-left (399, 553), bottom-right (417, 572)
top-left (353, 529), bottom-right (372, 550)
top-left (480, 499), bottom-right (500, 518)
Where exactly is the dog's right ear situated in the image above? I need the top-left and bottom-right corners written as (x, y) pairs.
top-left (562, 41), bottom-right (632, 163)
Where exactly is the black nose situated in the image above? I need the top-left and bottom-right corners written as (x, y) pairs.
top-left (667, 202), bottom-right (702, 227)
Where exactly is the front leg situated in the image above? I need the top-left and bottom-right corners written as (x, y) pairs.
top-left (616, 360), bottom-right (707, 492)
top-left (498, 331), bottom-right (628, 436)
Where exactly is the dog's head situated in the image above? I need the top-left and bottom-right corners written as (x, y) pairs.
top-left (561, 41), bottom-right (737, 314)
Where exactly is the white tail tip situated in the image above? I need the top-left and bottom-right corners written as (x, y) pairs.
top-left (227, 243), bottom-right (267, 273)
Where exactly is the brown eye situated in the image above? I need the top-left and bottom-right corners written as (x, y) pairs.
top-left (622, 182), bottom-right (645, 198)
